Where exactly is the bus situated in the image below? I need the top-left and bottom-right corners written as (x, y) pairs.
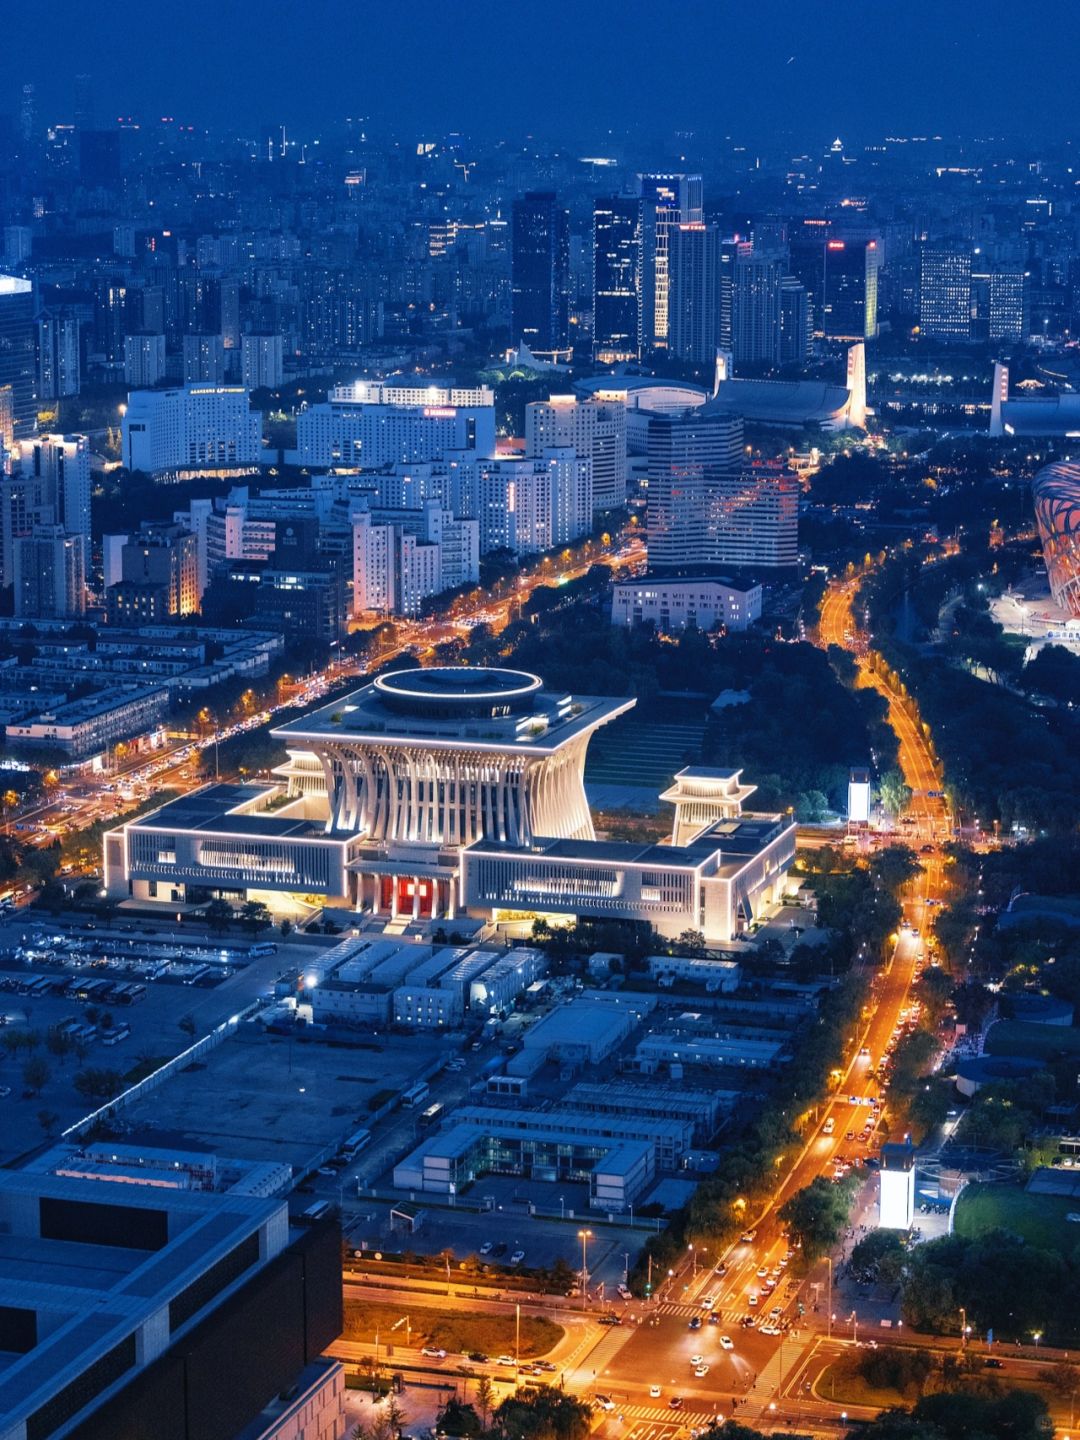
top-left (340, 1128), bottom-right (372, 1161)
top-left (401, 1081), bottom-right (430, 1109)
top-left (418, 1102), bottom-right (444, 1129)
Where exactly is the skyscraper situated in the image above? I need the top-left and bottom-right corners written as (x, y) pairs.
top-left (592, 196), bottom-right (641, 362)
top-left (733, 252), bottom-right (783, 368)
top-left (919, 247), bottom-right (972, 340)
top-left (779, 276), bottom-right (812, 367)
top-left (971, 268), bottom-right (1028, 342)
top-left (668, 223), bottom-right (720, 364)
top-left (0, 275), bottom-right (37, 440)
top-left (639, 173), bottom-right (703, 351)
top-left (511, 192), bottom-right (570, 359)
top-left (13, 527), bottom-right (86, 618)
top-left (822, 239), bottom-right (880, 340)
top-left (28, 434), bottom-right (92, 558)
top-left (646, 408), bottom-right (745, 568)
top-left (37, 313), bottom-right (81, 400)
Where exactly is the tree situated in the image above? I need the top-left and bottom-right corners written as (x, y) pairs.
top-left (22, 1055), bottom-right (50, 1096)
top-left (493, 1387), bottom-right (591, 1440)
top-left (279, 917), bottom-right (293, 937)
top-left (880, 769), bottom-right (913, 819)
top-left (240, 899), bottom-right (271, 934)
top-left (476, 1376), bottom-right (496, 1428)
top-left (72, 1067), bottom-right (124, 1102)
top-left (435, 1398), bottom-right (481, 1438)
top-left (204, 897), bottom-right (233, 933)
top-left (36, 1108), bottom-right (60, 1135)
top-left (778, 1174), bottom-right (857, 1261)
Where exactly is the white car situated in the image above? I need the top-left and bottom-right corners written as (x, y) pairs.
top-left (649, 1385), bottom-right (662, 1398)
top-left (694, 1365), bottom-right (709, 1378)
top-left (690, 1355), bottom-right (705, 1367)
top-left (700, 1294), bottom-right (717, 1309)
top-left (479, 1241), bottom-right (493, 1255)
top-left (594, 1395), bottom-right (615, 1412)
top-left (510, 1249), bottom-right (525, 1265)
top-left (720, 1335), bottom-right (734, 1351)
top-left (421, 1346), bottom-right (447, 1358)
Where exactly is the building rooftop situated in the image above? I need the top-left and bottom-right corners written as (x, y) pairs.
top-left (273, 666), bottom-right (635, 753)
top-left (124, 783), bottom-right (358, 841)
top-left (704, 377), bottom-right (852, 424)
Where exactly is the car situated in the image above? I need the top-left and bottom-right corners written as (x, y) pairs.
top-left (770, 1305), bottom-right (782, 1316)
top-left (739, 1315), bottom-right (756, 1329)
top-left (479, 1241), bottom-right (493, 1255)
top-left (688, 1316), bottom-right (702, 1330)
top-left (846, 1130), bottom-right (856, 1141)
top-left (708, 1313), bottom-right (721, 1325)
top-left (759, 1324), bottom-right (780, 1337)
top-left (595, 1395), bottom-right (615, 1412)
top-left (669, 1397), bottom-right (684, 1410)
top-left (690, 1355), bottom-right (705, 1367)
top-left (740, 1230), bottom-right (757, 1243)
top-left (598, 1314), bottom-right (622, 1327)
top-left (756, 1266), bottom-right (769, 1279)
top-left (720, 1335), bottom-right (734, 1350)
top-left (649, 1385), bottom-right (662, 1399)
top-left (421, 1347), bottom-right (447, 1359)
top-left (747, 1293), bottom-right (758, 1307)
top-left (694, 1366), bottom-right (709, 1378)
top-left (536, 1361), bottom-right (557, 1372)
top-left (617, 1283), bottom-right (632, 1299)
top-left (468, 1351), bottom-right (488, 1363)
top-left (496, 1355), bottom-right (516, 1367)
top-left (510, 1249), bottom-right (525, 1265)
top-left (985, 1358), bottom-right (1005, 1370)
top-left (714, 1262), bottom-right (727, 1276)
top-left (701, 1294), bottom-right (717, 1309)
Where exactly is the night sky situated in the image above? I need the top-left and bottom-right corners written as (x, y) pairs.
top-left (7, 0), bottom-right (1080, 144)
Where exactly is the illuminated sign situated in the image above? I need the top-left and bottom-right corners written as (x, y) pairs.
top-left (423, 407), bottom-right (458, 418)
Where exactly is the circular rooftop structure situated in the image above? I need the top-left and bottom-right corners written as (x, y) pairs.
top-left (373, 666), bottom-right (543, 719)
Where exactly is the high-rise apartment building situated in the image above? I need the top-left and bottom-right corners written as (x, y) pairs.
top-left (117, 522), bottom-right (200, 616)
top-left (0, 274), bottom-right (36, 440)
top-left (123, 332), bottom-right (168, 388)
top-left (511, 192), bottom-right (570, 359)
top-left (462, 451), bottom-right (593, 556)
top-left (525, 394), bottom-right (626, 512)
top-left (668, 223), bottom-right (720, 364)
top-left (919, 246), bottom-right (972, 340)
top-left (27, 433), bottom-right (92, 554)
top-left (592, 196), bottom-right (641, 362)
top-left (13, 525), bottom-right (86, 617)
top-left (182, 332), bottom-right (227, 384)
top-left (779, 277), bottom-right (812, 366)
top-left (639, 173), bottom-right (703, 351)
top-left (241, 332), bottom-right (285, 389)
top-left (36, 312), bottom-right (81, 400)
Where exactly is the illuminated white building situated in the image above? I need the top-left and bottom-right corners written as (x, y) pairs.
top-left (525, 394), bottom-right (626, 511)
top-left (611, 576), bottom-right (762, 635)
top-left (290, 381), bottom-right (496, 469)
top-left (878, 1142), bottom-right (916, 1230)
top-left (121, 385), bottom-right (261, 475)
top-left (462, 450), bottom-right (593, 556)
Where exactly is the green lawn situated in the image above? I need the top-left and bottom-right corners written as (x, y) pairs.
top-left (953, 1181), bottom-right (1080, 1255)
top-left (815, 1355), bottom-right (900, 1409)
top-left (984, 1020), bottom-right (1080, 1060)
top-left (342, 1300), bottom-right (562, 1359)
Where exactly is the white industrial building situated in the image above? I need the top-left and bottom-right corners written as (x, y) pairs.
top-left (611, 575), bottom-right (762, 633)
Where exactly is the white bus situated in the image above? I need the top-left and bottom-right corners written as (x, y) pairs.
top-left (340, 1128), bottom-right (372, 1161)
top-left (401, 1081), bottom-right (430, 1109)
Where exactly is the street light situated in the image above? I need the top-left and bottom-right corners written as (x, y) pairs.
top-left (578, 1229), bottom-right (593, 1312)
top-left (826, 1257), bottom-right (833, 1339)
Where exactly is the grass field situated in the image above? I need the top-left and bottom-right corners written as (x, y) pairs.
top-left (815, 1356), bottom-right (903, 1409)
top-left (342, 1300), bottom-right (562, 1359)
top-left (953, 1181), bottom-right (1080, 1254)
top-left (984, 1020), bottom-right (1080, 1060)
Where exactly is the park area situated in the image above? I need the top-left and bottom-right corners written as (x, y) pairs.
top-left (342, 1300), bottom-right (563, 1359)
top-left (953, 1181), bottom-right (1080, 1254)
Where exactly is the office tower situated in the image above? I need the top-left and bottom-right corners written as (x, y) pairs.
top-left (668, 223), bottom-right (720, 364)
top-left (242, 332), bottom-right (285, 389)
top-left (646, 409), bottom-right (745, 568)
top-left (0, 275), bottom-right (37, 440)
top-left (919, 246), bottom-right (972, 340)
top-left (526, 393), bottom-right (626, 511)
top-left (822, 238), bottom-right (880, 340)
top-left (27, 434), bottom-right (92, 555)
top-left (971, 268), bottom-right (1028, 342)
top-left (121, 385), bottom-right (261, 475)
top-left (292, 381), bottom-right (495, 469)
top-left (639, 173), bottom-right (703, 350)
top-left (183, 333), bottom-right (227, 384)
top-left (74, 72), bottom-right (95, 131)
top-left (787, 220), bottom-right (831, 324)
top-left (733, 251), bottom-right (783, 368)
top-left (37, 312), bottom-right (81, 400)
top-left (123, 333), bottom-right (167, 388)
top-left (13, 526), bottom-right (86, 617)
top-left (118, 523), bottom-right (200, 615)
top-left (511, 192), bottom-right (570, 358)
top-left (592, 195), bottom-right (642, 362)
top-left (779, 277), bottom-right (812, 366)
top-left (2, 226), bottom-right (32, 267)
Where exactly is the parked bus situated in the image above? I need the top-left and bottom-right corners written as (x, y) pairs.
top-left (401, 1081), bottom-right (430, 1109)
top-left (418, 1102), bottom-right (444, 1129)
top-left (340, 1128), bottom-right (372, 1161)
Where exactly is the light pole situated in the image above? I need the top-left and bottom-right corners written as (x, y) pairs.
top-left (851, 1310), bottom-right (858, 1345)
top-left (826, 1257), bottom-right (833, 1340)
top-left (515, 1302), bottom-right (521, 1364)
top-left (959, 1306), bottom-right (968, 1350)
top-left (578, 1229), bottom-right (593, 1313)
